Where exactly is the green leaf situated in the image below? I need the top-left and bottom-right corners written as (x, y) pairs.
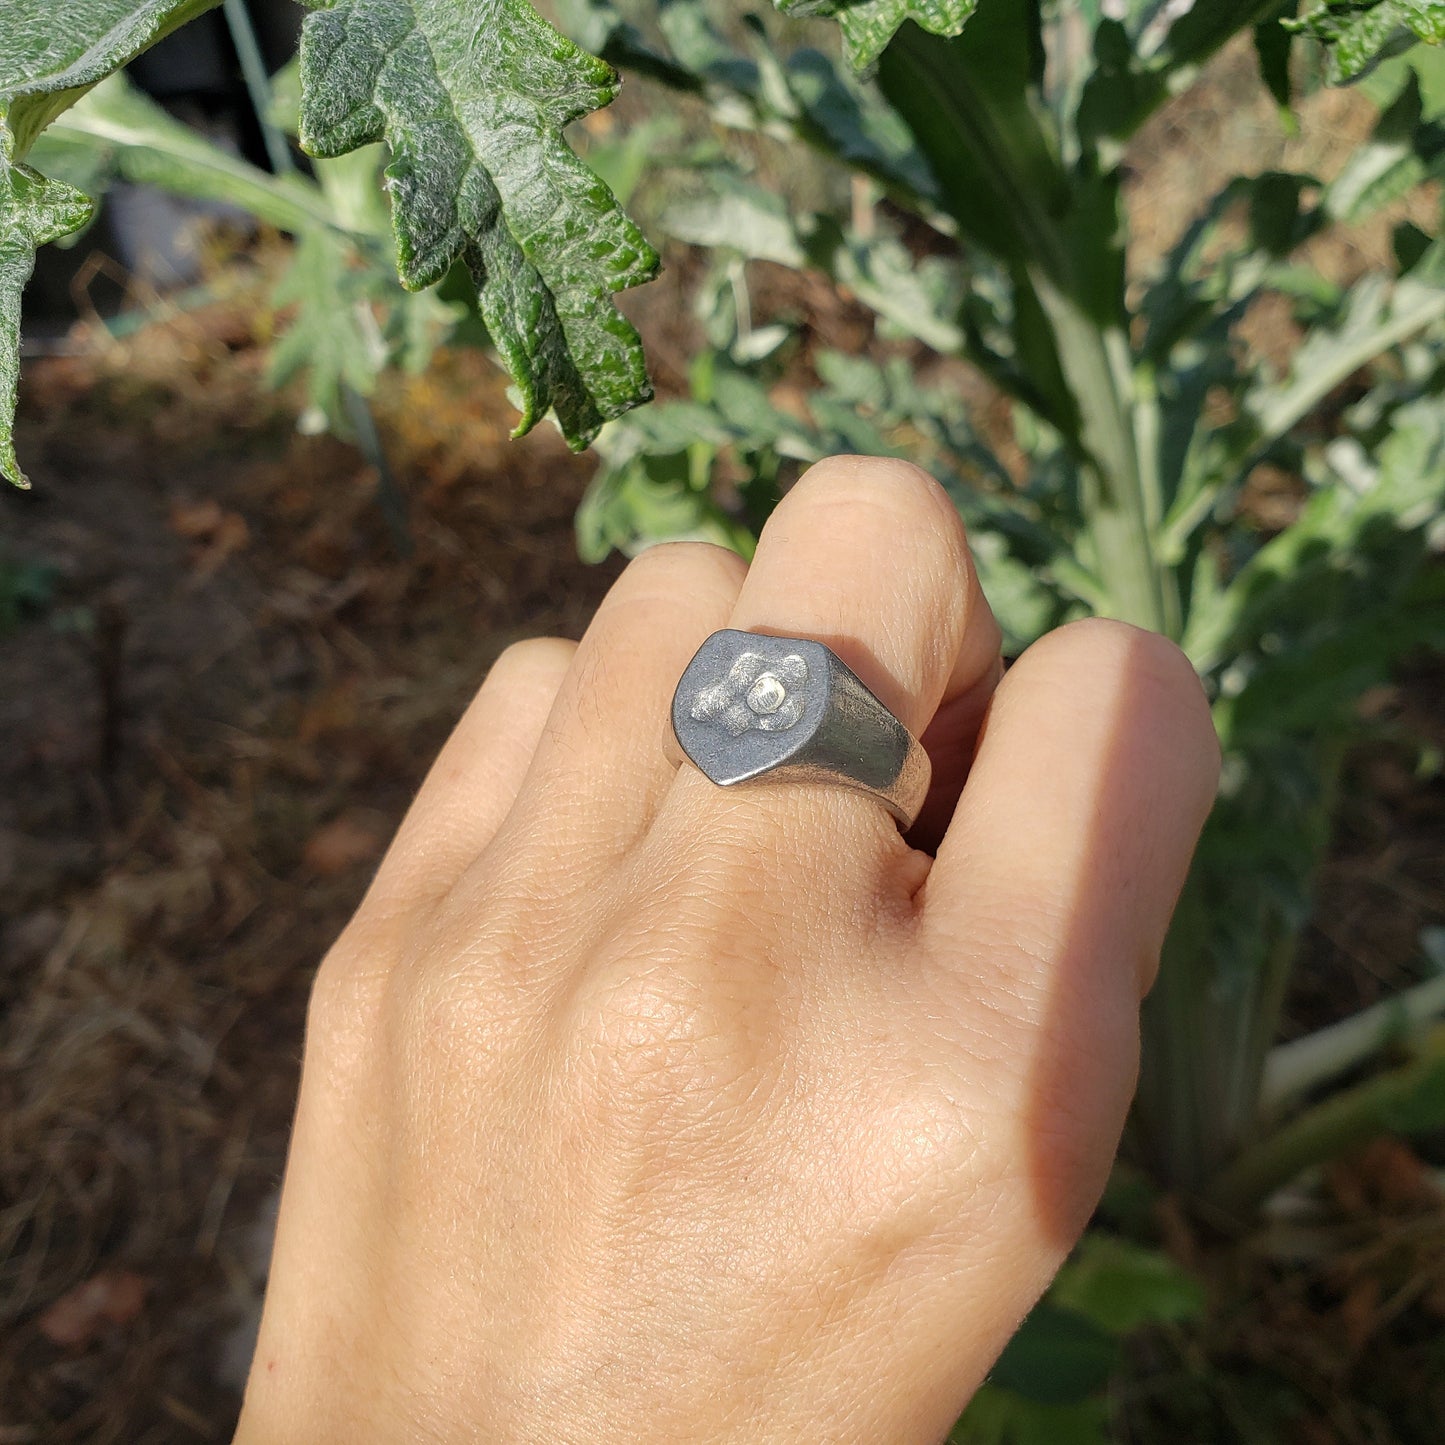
top-left (576, 445), bottom-right (754, 562)
top-left (662, 170), bottom-right (965, 352)
top-left (663, 173), bottom-right (808, 268)
top-left (987, 1303), bottom-right (1120, 1406)
top-left (267, 227), bottom-right (388, 435)
top-left (0, 0), bottom-right (219, 158)
top-left (579, 115), bottom-right (680, 208)
top-left (1050, 1236), bottom-right (1207, 1335)
top-left (965, 526), bottom-right (1063, 652)
top-left (2, 1), bottom-right (225, 485)
top-left (296, 0), bottom-right (658, 451)
top-left (1187, 392), bottom-right (1445, 685)
top-left (877, 11), bottom-right (1070, 275)
top-left (781, 47), bottom-right (939, 201)
top-left (1324, 69), bottom-right (1445, 222)
top-left (1289, 0), bottom-right (1445, 82)
top-left (1382, 1034), bottom-right (1445, 1132)
top-left (36, 73), bottom-right (344, 237)
top-left (1256, 2), bottom-right (1301, 109)
top-left (0, 161), bottom-right (91, 486)
top-left (781, 0), bottom-right (980, 70)
top-left (951, 1386), bottom-right (1110, 1445)
top-left (1246, 256), bottom-right (1445, 446)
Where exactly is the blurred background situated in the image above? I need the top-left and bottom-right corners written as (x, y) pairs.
top-left (2, 1), bottom-right (1444, 1441)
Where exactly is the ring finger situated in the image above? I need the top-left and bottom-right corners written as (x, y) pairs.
top-left (655, 455), bottom-right (1002, 880)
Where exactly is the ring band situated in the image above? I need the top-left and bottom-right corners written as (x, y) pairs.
top-left (669, 629), bottom-right (931, 829)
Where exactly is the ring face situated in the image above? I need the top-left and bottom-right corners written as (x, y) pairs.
top-left (673, 632), bottom-right (832, 787)
top-left (690, 650), bottom-right (809, 735)
top-left (670, 629), bottom-right (931, 828)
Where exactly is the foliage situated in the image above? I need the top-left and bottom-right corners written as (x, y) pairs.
top-left (6, 0), bottom-right (1445, 1383)
top-left (951, 1233), bottom-right (1206, 1442)
top-left (1291, 1), bottom-right (1445, 81)
top-left (296, 0), bottom-right (657, 448)
top-left (7, 0), bottom-right (1445, 1433)
top-left (2, 0), bottom-right (214, 484)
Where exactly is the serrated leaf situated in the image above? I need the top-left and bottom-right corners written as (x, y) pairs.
top-left (267, 227), bottom-right (390, 434)
top-left (296, 0), bottom-right (658, 451)
top-left (2, 0), bottom-right (224, 484)
top-left (0, 161), bottom-right (91, 485)
top-left (0, 0), bottom-right (219, 157)
top-left (1289, 1), bottom-right (1445, 82)
top-left (1324, 69), bottom-right (1445, 221)
top-left (37, 73), bottom-right (343, 236)
top-left (784, 0), bottom-right (979, 70)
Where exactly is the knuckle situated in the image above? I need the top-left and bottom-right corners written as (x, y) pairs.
top-left (1049, 618), bottom-right (1219, 764)
top-left (560, 905), bottom-right (786, 1121)
top-left (487, 635), bottom-right (576, 689)
top-left (305, 929), bottom-right (391, 1075)
top-left (610, 540), bottom-right (748, 610)
top-left (386, 946), bottom-right (528, 1087)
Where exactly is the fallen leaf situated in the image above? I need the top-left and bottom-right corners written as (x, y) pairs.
top-left (1337, 1272), bottom-right (1381, 1356)
top-left (1333, 1137), bottom-right (1441, 1214)
top-left (169, 497), bottom-right (252, 579)
top-left (37, 1270), bottom-right (148, 1348)
top-left (302, 813), bottom-right (386, 876)
top-left (168, 498), bottom-right (226, 539)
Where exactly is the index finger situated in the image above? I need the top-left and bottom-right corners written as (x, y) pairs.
top-left (921, 617), bottom-right (1220, 997)
top-left (915, 619), bottom-right (1219, 1241)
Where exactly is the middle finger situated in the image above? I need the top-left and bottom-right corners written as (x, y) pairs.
top-left (655, 455), bottom-right (1002, 880)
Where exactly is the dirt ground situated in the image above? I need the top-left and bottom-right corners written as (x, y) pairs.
top-left (2, 41), bottom-right (1445, 1445)
top-left (0, 306), bottom-right (624, 1441)
top-left (2, 275), bottom-right (1443, 1445)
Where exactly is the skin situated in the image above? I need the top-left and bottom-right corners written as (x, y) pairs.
top-left (234, 456), bottom-right (1220, 1445)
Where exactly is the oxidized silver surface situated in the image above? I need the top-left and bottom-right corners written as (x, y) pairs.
top-left (670, 629), bottom-right (931, 829)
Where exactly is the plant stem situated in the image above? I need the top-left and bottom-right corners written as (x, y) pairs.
top-left (1029, 269), bottom-right (1179, 635)
top-left (1261, 972), bottom-right (1445, 1115)
top-left (1207, 1030), bottom-right (1445, 1216)
top-left (221, 0), bottom-right (294, 177)
top-left (341, 383), bottom-right (412, 557)
top-left (882, 25), bottom-right (1180, 635)
top-left (221, 0), bottom-right (408, 552)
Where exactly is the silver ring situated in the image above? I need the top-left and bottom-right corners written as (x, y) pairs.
top-left (668, 629), bottom-right (931, 829)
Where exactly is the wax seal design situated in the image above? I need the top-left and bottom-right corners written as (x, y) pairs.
top-left (669, 629), bottom-right (930, 827)
top-left (690, 651), bottom-right (808, 735)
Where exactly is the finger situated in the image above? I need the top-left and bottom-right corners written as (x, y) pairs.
top-left (504, 541), bottom-right (747, 856)
top-left (658, 455), bottom-right (1001, 870)
top-left (363, 636), bottom-right (576, 910)
top-left (919, 618), bottom-right (1219, 1238)
top-left (909, 649), bottom-right (1005, 855)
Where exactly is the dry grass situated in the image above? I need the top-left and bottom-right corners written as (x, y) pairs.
top-left (2, 30), bottom-right (1444, 1445)
top-left (0, 288), bottom-right (620, 1440)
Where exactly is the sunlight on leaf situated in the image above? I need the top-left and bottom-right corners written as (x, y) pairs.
top-left (297, 0), bottom-right (658, 450)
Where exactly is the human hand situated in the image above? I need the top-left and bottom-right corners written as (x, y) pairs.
top-left (235, 457), bottom-right (1219, 1444)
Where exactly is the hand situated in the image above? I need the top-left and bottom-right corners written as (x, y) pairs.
top-left (235, 457), bottom-right (1219, 1444)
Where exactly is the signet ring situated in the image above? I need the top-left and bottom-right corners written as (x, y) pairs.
top-left (668, 629), bottom-right (931, 830)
